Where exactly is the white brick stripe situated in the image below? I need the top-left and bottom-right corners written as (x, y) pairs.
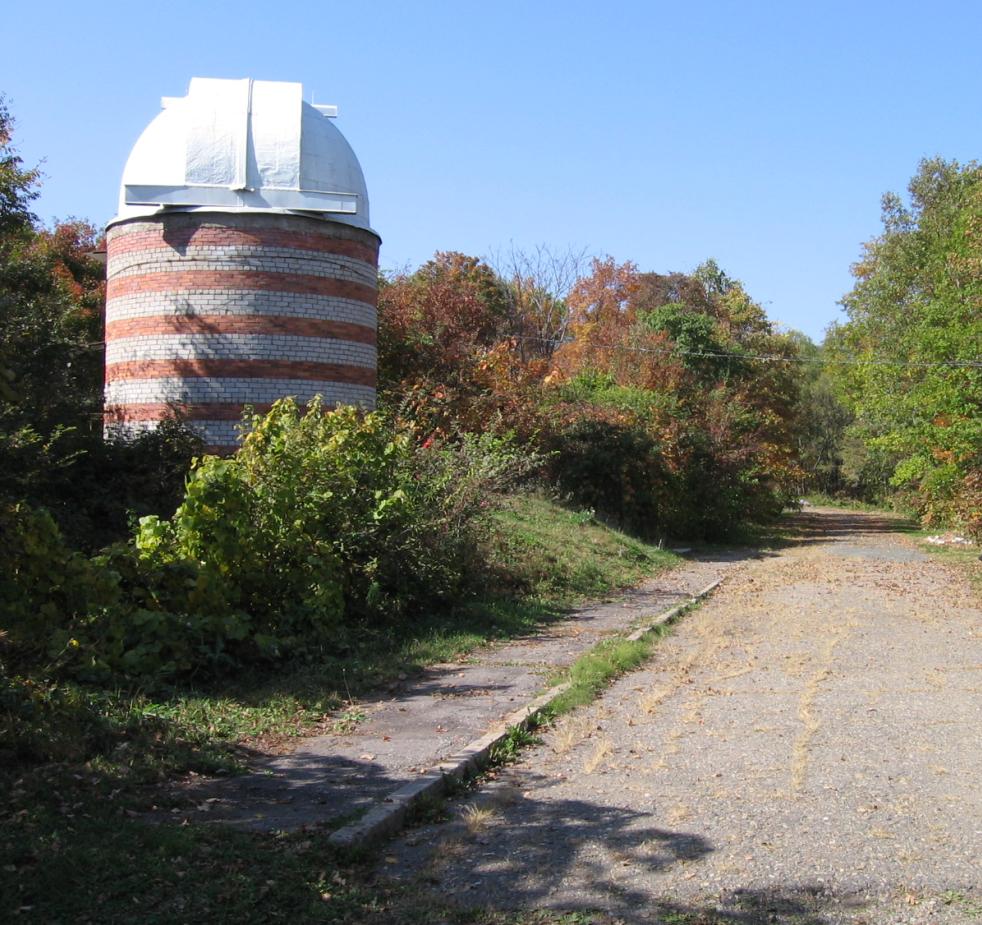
top-left (110, 407), bottom-right (375, 448)
top-left (106, 419), bottom-right (244, 448)
top-left (104, 291), bottom-right (377, 328)
top-left (193, 420), bottom-right (248, 446)
top-left (105, 378), bottom-right (376, 407)
top-left (106, 334), bottom-right (376, 367)
top-left (108, 248), bottom-right (377, 287)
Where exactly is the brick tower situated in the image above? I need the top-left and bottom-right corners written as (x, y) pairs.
top-left (104, 78), bottom-right (380, 451)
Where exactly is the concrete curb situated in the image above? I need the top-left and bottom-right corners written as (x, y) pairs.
top-left (625, 578), bottom-right (723, 642)
top-left (327, 576), bottom-right (724, 852)
top-left (327, 682), bottom-right (570, 851)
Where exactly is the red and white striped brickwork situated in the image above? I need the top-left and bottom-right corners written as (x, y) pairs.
top-left (104, 212), bottom-right (381, 452)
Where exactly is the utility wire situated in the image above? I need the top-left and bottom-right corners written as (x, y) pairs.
top-left (510, 334), bottom-right (982, 369)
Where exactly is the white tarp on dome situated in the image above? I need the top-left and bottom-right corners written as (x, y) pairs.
top-left (115, 77), bottom-right (371, 229)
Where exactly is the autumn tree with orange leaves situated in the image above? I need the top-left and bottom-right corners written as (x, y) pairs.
top-left (378, 246), bottom-right (803, 539)
top-left (378, 251), bottom-right (548, 437)
top-left (535, 255), bottom-right (802, 537)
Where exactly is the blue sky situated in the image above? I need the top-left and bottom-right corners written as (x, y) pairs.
top-left (4, 1), bottom-right (982, 340)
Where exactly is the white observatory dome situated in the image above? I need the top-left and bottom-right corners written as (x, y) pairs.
top-left (114, 77), bottom-right (372, 231)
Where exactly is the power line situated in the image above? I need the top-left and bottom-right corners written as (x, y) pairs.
top-left (511, 335), bottom-right (982, 370)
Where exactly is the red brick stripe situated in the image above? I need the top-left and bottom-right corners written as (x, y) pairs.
top-left (105, 314), bottom-right (376, 345)
top-left (108, 226), bottom-right (378, 265)
top-left (105, 402), bottom-right (271, 422)
top-left (107, 271), bottom-right (376, 303)
top-left (105, 359), bottom-right (376, 385)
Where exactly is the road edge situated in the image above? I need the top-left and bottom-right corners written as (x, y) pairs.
top-left (327, 578), bottom-right (723, 853)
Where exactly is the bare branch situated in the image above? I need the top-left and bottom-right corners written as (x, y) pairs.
top-left (487, 243), bottom-right (589, 359)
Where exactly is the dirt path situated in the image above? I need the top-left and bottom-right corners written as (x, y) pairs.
top-left (384, 509), bottom-right (982, 924)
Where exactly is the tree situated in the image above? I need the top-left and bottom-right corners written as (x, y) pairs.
top-left (488, 243), bottom-right (586, 360)
top-left (0, 96), bottom-right (38, 236)
top-left (1, 98), bottom-right (105, 430)
top-left (548, 258), bottom-right (802, 536)
top-left (0, 99), bottom-right (199, 547)
top-left (787, 333), bottom-right (854, 496)
top-left (830, 158), bottom-right (982, 534)
top-left (377, 251), bottom-right (541, 436)
top-left (0, 219), bottom-right (105, 432)
top-left (377, 251), bottom-right (511, 388)
top-left (0, 97), bottom-right (40, 400)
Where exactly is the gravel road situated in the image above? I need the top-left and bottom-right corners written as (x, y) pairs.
top-left (383, 509), bottom-right (982, 924)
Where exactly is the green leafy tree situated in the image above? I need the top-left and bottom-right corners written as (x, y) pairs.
top-left (830, 158), bottom-right (982, 533)
top-left (0, 96), bottom-right (38, 236)
top-left (786, 333), bottom-right (854, 496)
top-left (0, 98), bottom-right (200, 547)
top-left (0, 98), bottom-right (107, 532)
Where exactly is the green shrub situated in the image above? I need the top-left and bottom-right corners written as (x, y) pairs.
top-left (137, 399), bottom-right (536, 633)
top-left (556, 372), bottom-right (676, 418)
top-left (0, 501), bottom-right (248, 683)
top-left (545, 416), bottom-right (674, 540)
top-left (2, 400), bottom-right (538, 687)
top-left (74, 544), bottom-right (249, 681)
top-left (0, 417), bottom-right (203, 552)
top-left (0, 502), bottom-right (119, 668)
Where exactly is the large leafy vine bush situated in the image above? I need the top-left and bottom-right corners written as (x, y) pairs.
top-left (2, 400), bottom-right (536, 687)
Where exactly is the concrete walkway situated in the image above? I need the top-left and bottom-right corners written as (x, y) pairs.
top-left (167, 554), bottom-right (735, 833)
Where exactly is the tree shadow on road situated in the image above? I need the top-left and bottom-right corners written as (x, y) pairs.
top-left (384, 768), bottom-right (714, 916)
top-left (612, 884), bottom-right (874, 924)
top-left (377, 763), bottom-right (966, 925)
top-left (783, 509), bottom-right (917, 544)
top-left (703, 508), bottom-right (919, 557)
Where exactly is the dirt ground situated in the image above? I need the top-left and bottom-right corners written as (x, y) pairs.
top-left (383, 509), bottom-right (982, 924)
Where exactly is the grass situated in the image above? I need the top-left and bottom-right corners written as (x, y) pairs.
top-left (489, 494), bottom-right (678, 602)
top-left (802, 492), bottom-right (893, 513)
top-left (940, 890), bottom-right (982, 917)
top-left (488, 723), bottom-right (542, 765)
top-left (537, 595), bottom-right (698, 722)
top-left (480, 604), bottom-right (690, 774)
top-left (2, 493), bottom-right (680, 924)
top-left (545, 631), bottom-right (666, 718)
top-left (2, 775), bottom-right (579, 924)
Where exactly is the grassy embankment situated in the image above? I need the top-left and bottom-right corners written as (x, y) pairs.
top-left (1, 494), bottom-right (679, 924)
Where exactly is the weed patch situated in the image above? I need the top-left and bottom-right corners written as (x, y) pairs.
top-left (489, 723), bottom-right (542, 765)
top-left (403, 791), bottom-right (449, 828)
top-left (545, 632), bottom-right (665, 719)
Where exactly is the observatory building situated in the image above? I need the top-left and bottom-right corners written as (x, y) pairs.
top-left (104, 77), bottom-right (380, 450)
